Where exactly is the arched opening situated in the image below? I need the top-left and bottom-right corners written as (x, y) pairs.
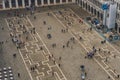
top-left (56, 0), bottom-right (60, 3)
top-left (94, 9), bottom-right (96, 15)
top-left (68, 0), bottom-right (72, 2)
top-left (25, 0), bottom-right (29, 6)
top-left (37, 0), bottom-right (41, 5)
top-left (50, 0), bottom-right (54, 4)
top-left (80, 0), bottom-right (82, 6)
top-left (97, 11), bottom-right (100, 18)
top-left (18, 0), bottom-right (22, 7)
top-left (117, 13), bottom-right (119, 19)
top-left (115, 23), bottom-right (118, 31)
top-left (88, 5), bottom-right (90, 12)
top-left (87, 5), bottom-right (89, 11)
top-left (44, 0), bottom-right (48, 4)
top-left (31, 0), bottom-right (35, 6)
top-left (11, 0), bottom-right (16, 7)
top-left (62, 0), bottom-right (66, 3)
top-left (85, 3), bottom-right (87, 10)
top-left (77, 0), bottom-right (79, 4)
top-left (101, 13), bottom-right (103, 20)
top-left (5, 0), bottom-right (9, 8)
top-left (91, 7), bottom-right (93, 14)
top-left (82, 1), bottom-right (84, 8)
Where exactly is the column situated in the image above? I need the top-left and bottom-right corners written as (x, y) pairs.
top-left (29, 0), bottom-right (31, 6)
top-left (60, 0), bottom-right (62, 4)
top-left (103, 10), bottom-right (107, 26)
top-left (48, 0), bottom-right (50, 5)
top-left (16, 0), bottom-right (19, 8)
top-left (82, 1), bottom-right (84, 8)
top-left (2, 0), bottom-right (5, 9)
top-left (35, 0), bottom-right (38, 6)
top-left (89, 5), bottom-right (91, 13)
top-left (54, 0), bottom-right (56, 4)
top-left (41, 0), bottom-right (44, 6)
top-left (93, 9), bottom-right (95, 15)
top-left (85, 3), bottom-right (87, 10)
top-left (72, 0), bottom-right (75, 3)
top-left (22, 0), bottom-right (25, 8)
top-left (66, 0), bottom-right (68, 3)
top-left (9, 0), bottom-right (12, 8)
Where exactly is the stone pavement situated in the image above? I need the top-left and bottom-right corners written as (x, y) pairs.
top-left (1, 5), bottom-right (120, 80)
top-left (28, 9), bottom-right (116, 80)
top-left (53, 8), bottom-right (120, 80)
top-left (5, 16), bottom-right (67, 80)
top-left (0, 17), bottom-right (31, 80)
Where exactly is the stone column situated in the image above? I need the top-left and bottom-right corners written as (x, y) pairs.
top-left (60, 0), bottom-right (62, 4)
top-left (9, 0), bottom-right (12, 8)
top-left (72, 0), bottom-right (75, 3)
top-left (22, 0), bottom-right (25, 8)
top-left (41, 0), bottom-right (44, 6)
top-left (54, 0), bottom-right (56, 4)
top-left (48, 0), bottom-right (50, 5)
top-left (29, 0), bottom-right (31, 6)
top-left (2, 0), bottom-right (5, 9)
top-left (35, 0), bottom-right (38, 6)
top-left (90, 6), bottom-right (91, 13)
top-left (16, 0), bottom-right (19, 8)
top-left (66, 0), bottom-right (68, 3)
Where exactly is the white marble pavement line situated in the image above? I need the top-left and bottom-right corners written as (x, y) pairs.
top-left (26, 16), bottom-right (67, 80)
top-left (22, 16), bottom-right (51, 80)
top-left (11, 17), bottom-right (46, 80)
top-left (51, 11), bottom-right (116, 80)
top-left (70, 8), bottom-right (120, 57)
top-left (70, 8), bottom-right (120, 77)
top-left (5, 18), bottom-right (34, 80)
top-left (69, 8), bottom-right (119, 78)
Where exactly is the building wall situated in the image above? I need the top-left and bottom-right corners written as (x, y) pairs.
top-left (76, 0), bottom-right (104, 20)
top-left (0, 0), bottom-right (120, 21)
top-left (76, 0), bottom-right (120, 33)
top-left (87, 0), bottom-right (120, 20)
top-left (0, 0), bottom-right (75, 10)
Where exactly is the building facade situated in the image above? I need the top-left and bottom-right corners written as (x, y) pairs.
top-left (0, 0), bottom-right (75, 10)
top-left (76, 0), bottom-right (120, 20)
top-left (76, 0), bottom-right (120, 33)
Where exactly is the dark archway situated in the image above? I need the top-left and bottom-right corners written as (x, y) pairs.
top-left (56, 0), bottom-right (60, 3)
top-left (97, 11), bottom-right (100, 18)
top-left (94, 9), bottom-right (96, 15)
top-left (62, 0), bottom-right (66, 3)
top-left (80, 0), bottom-right (82, 6)
top-left (83, 1), bottom-right (85, 8)
top-left (88, 5), bottom-right (90, 12)
top-left (101, 13), bottom-right (103, 20)
top-left (91, 7), bottom-right (93, 14)
top-left (31, 0), bottom-right (35, 6)
top-left (18, 0), bottom-right (22, 7)
top-left (77, 0), bottom-right (79, 4)
top-left (117, 13), bottom-right (119, 19)
top-left (25, 0), bottom-right (29, 6)
top-left (44, 0), bottom-right (48, 4)
top-left (11, 0), bottom-right (16, 7)
top-left (5, 0), bottom-right (9, 8)
top-left (50, 0), bottom-right (54, 4)
top-left (115, 23), bottom-right (118, 31)
top-left (68, 0), bottom-right (72, 2)
top-left (37, 0), bottom-right (41, 5)
top-left (85, 3), bottom-right (87, 10)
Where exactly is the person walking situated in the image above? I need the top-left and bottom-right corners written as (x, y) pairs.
top-left (18, 73), bottom-right (20, 78)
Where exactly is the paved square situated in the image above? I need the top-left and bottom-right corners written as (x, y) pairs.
top-left (1, 5), bottom-right (120, 80)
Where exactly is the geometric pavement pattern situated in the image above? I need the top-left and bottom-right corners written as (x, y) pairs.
top-left (5, 16), bottom-right (67, 80)
top-left (53, 8), bottom-right (120, 80)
